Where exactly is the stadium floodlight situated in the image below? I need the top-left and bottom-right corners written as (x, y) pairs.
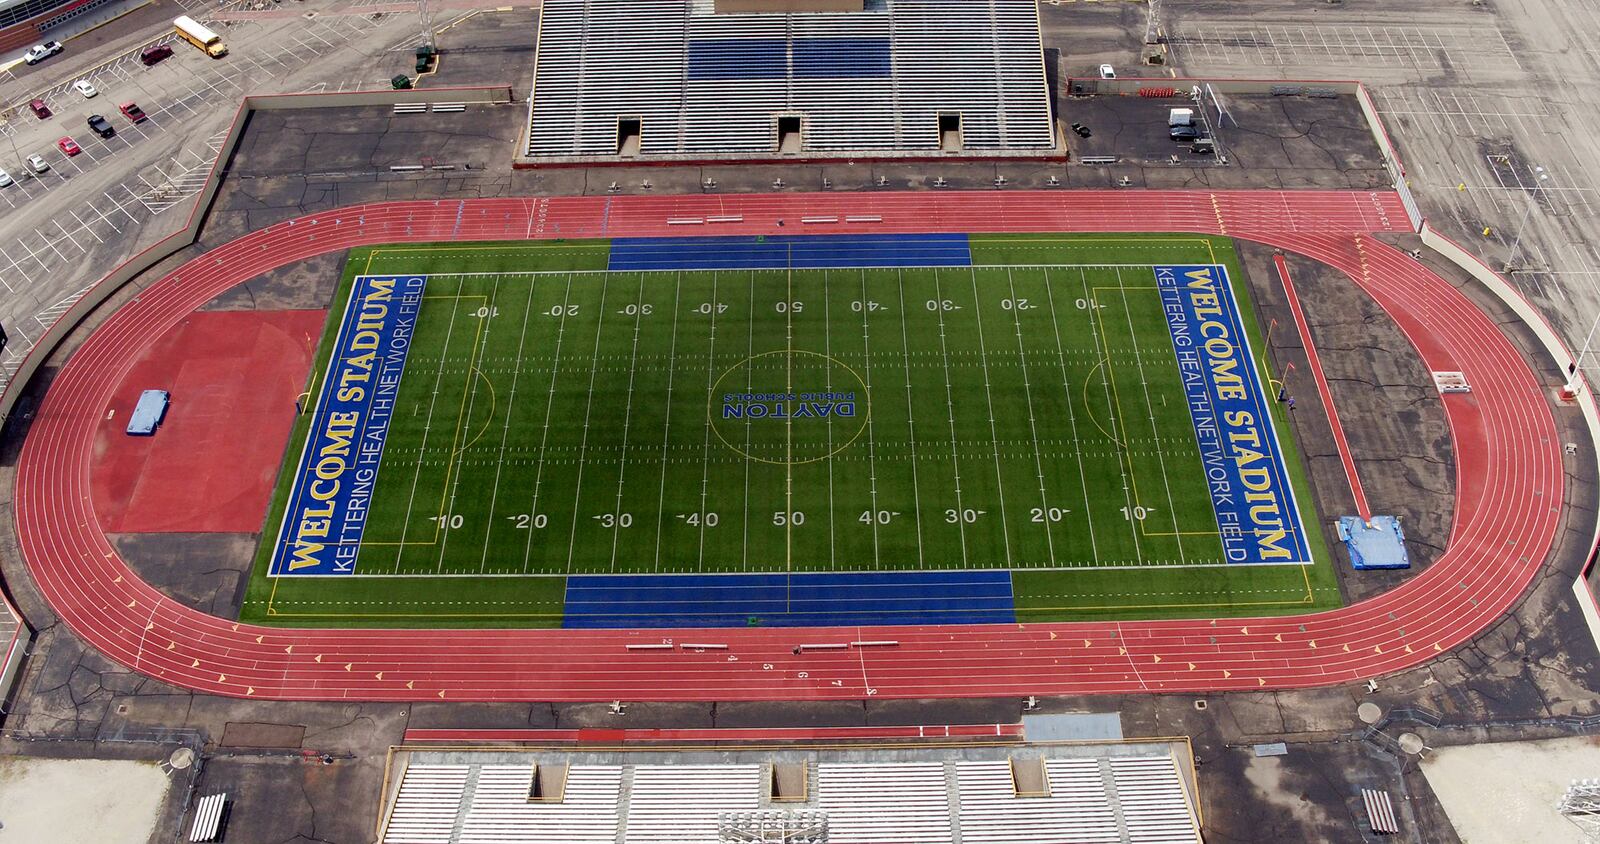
top-left (1557, 778), bottom-right (1600, 839)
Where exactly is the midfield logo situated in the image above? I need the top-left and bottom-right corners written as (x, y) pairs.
top-left (721, 391), bottom-right (857, 420)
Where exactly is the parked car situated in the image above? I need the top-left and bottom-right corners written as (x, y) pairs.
top-left (119, 101), bottom-right (147, 123)
top-left (1098, 63), bottom-right (1116, 79)
top-left (86, 114), bottom-right (115, 139)
top-left (0, 169), bottom-right (12, 188)
top-left (57, 136), bottom-right (82, 156)
top-left (1169, 123), bottom-right (1201, 142)
top-left (73, 79), bottom-right (98, 98)
top-left (139, 43), bottom-right (173, 66)
top-left (28, 98), bottom-right (51, 119)
top-left (23, 41), bottom-right (63, 66)
top-left (26, 154), bottom-right (49, 173)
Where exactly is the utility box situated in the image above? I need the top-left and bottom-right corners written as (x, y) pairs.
top-left (1168, 107), bottom-right (1194, 127)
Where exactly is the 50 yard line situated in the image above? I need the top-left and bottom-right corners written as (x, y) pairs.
top-left (785, 260), bottom-right (794, 574)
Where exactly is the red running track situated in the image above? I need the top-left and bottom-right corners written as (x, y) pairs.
top-left (12, 190), bottom-right (1563, 701)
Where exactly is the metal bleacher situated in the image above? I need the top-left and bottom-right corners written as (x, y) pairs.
top-left (953, 759), bottom-right (1121, 844)
top-left (382, 765), bottom-right (470, 844)
top-left (1108, 757), bottom-right (1203, 844)
top-left (378, 752), bottom-right (1202, 844)
top-left (624, 765), bottom-right (761, 842)
top-left (525, 0), bottom-right (1052, 158)
top-left (458, 765), bottom-right (622, 844)
top-left (817, 762), bottom-right (953, 843)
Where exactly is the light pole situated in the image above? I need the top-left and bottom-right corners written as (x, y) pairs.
top-left (1504, 167), bottom-right (1548, 272)
top-left (1562, 304), bottom-right (1600, 397)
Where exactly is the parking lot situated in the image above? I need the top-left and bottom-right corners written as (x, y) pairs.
top-left (0, 1), bottom-right (474, 387)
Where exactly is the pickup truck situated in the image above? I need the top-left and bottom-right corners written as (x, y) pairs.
top-left (23, 41), bottom-right (63, 65)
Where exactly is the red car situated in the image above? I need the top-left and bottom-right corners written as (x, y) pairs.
top-left (139, 43), bottom-right (172, 66)
top-left (57, 136), bottom-right (81, 156)
top-left (119, 101), bottom-right (147, 123)
top-left (29, 98), bottom-right (51, 119)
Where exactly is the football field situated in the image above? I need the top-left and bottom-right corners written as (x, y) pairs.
top-left (243, 234), bottom-right (1341, 627)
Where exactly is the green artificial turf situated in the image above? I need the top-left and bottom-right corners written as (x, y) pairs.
top-left (239, 234), bottom-right (1341, 627)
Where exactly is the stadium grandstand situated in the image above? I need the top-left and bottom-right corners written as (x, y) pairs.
top-left (521, 0), bottom-right (1056, 163)
top-left (378, 742), bottom-right (1201, 843)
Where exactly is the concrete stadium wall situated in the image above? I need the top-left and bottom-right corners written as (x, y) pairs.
top-left (1066, 76), bottom-right (1360, 96)
top-left (1419, 223), bottom-right (1600, 641)
top-left (0, 592), bottom-right (29, 715)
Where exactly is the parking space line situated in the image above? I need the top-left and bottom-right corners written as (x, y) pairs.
top-left (16, 238), bottom-right (49, 272)
top-left (47, 224), bottom-right (83, 254)
top-left (67, 208), bottom-right (104, 243)
top-left (88, 198), bottom-right (121, 232)
top-left (33, 230), bottom-right (69, 262)
top-left (103, 190), bottom-right (138, 223)
top-left (0, 245), bottom-right (31, 283)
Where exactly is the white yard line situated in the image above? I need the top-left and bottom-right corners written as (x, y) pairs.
top-left (521, 273), bottom-right (576, 573)
top-left (651, 272), bottom-right (684, 571)
top-left (434, 274), bottom-right (500, 571)
top-left (1043, 268), bottom-right (1099, 560)
top-left (892, 269), bottom-right (927, 567)
top-left (930, 268), bottom-right (969, 566)
top-left (1115, 272), bottom-right (1187, 562)
top-left (396, 276), bottom-right (466, 572)
top-left (741, 271), bottom-right (758, 568)
top-left (967, 267), bottom-right (1014, 568)
top-left (822, 269), bottom-right (838, 568)
top-left (856, 269), bottom-right (884, 567)
top-left (1003, 268), bottom-right (1058, 567)
top-left (606, 273), bottom-right (650, 571)
top-left (562, 271), bottom-right (614, 573)
top-left (785, 261), bottom-right (795, 572)
top-left (695, 272), bottom-right (722, 569)
top-left (1083, 268), bottom-right (1143, 561)
top-left (480, 273), bottom-right (538, 573)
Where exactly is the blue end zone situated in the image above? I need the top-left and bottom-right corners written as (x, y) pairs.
top-left (1155, 265), bottom-right (1311, 565)
top-left (268, 275), bottom-right (426, 576)
top-left (561, 571), bottom-right (1016, 628)
top-left (607, 234), bottom-right (972, 271)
